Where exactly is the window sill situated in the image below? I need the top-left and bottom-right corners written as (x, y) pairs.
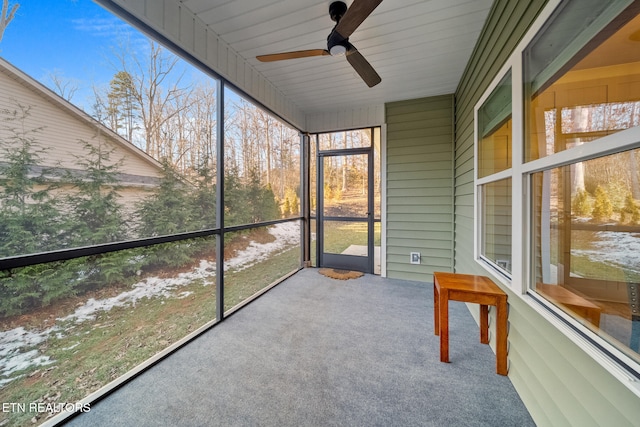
top-left (522, 292), bottom-right (640, 399)
top-left (476, 256), bottom-right (512, 288)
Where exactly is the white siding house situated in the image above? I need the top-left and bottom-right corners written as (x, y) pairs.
top-left (0, 57), bottom-right (164, 209)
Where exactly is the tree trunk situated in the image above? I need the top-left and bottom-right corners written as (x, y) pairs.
top-left (0, 0), bottom-right (18, 43)
top-left (630, 150), bottom-right (640, 199)
top-left (342, 131), bottom-right (348, 192)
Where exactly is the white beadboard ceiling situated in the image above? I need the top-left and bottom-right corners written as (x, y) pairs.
top-left (179, 0), bottom-right (493, 116)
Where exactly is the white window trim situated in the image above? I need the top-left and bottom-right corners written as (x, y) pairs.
top-left (474, 60), bottom-right (517, 290)
top-left (473, 0), bottom-right (640, 396)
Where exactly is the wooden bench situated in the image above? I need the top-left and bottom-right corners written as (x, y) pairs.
top-left (535, 283), bottom-right (601, 327)
top-left (433, 272), bottom-right (508, 376)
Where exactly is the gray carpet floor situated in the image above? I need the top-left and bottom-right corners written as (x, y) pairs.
top-left (65, 268), bottom-right (535, 427)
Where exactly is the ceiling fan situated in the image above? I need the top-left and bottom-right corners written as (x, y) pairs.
top-left (256, 0), bottom-right (382, 88)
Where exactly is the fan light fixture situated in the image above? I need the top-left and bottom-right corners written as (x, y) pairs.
top-left (330, 44), bottom-right (347, 56)
top-left (255, 0), bottom-right (383, 87)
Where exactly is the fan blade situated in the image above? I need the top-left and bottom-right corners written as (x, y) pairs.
top-left (334, 0), bottom-right (383, 39)
top-left (346, 45), bottom-right (381, 87)
top-left (256, 49), bottom-right (329, 62)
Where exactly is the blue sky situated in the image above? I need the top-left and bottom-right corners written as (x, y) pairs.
top-left (0, 0), bottom-right (250, 128)
top-left (0, 0), bottom-right (203, 111)
top-left (1, 1), bottom-right (134, 101)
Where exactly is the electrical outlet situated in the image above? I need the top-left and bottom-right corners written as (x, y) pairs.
top-left (410, 252), bottom-right (421, 265)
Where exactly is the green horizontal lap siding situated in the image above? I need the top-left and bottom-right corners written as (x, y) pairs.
top-left (507, 295), bottom-right (639, 426)
top-left (386, 95), bottom-right (454, 282)
top-left (454, 0), bottom-right (639, 425)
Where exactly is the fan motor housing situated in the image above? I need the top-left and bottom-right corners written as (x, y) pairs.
top-left (327, 31), bottom-right (348, 56)
top-left (327, 1), bottom-right (349, 55)
top-left (329, 1), bottom-right (348, 22)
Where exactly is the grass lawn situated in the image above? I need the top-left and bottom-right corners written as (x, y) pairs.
top-left (224, 246), bottom-right (300, 311)
top-left (310, 220), bottom-right (381, 263)
top-left (0, 233), bottom-right (300, 427)
top-left (569, 229), bottom-right (640, 282)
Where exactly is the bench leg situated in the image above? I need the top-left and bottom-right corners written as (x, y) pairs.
top-left (480, 304), bottom-right (489, 344)
top-left (496, 297), bottom-right (508, 375)
top-left (434, 283), bottom-right (440, 336)
top-left (439, 289), bottom-right (450, 363)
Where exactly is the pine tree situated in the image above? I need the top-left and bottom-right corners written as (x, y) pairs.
top-left (571, 189), bottom-right (591, 217)
top-left (189, 156), bottom-right (216, 230)
top-left (246, 168), bottom-right (264, 223)
top-left (621, 192), bottom-right (640, 224)
top-left (592, 185), bottom-right (613, 221)
top-left (283, 186), bottom-right (299, 216)
top-left (107, 71), bottom-right (139, 141)
top-left (223, 165), bottom-right (249, 226)
top-left (134, 160), bottom-right (199, 270)
top-left (0, 104), bottom-right (71, 315)
top-left (260, 182), bottom-right (280, 221)
top-left (62, 139), bottom-right (127, 246)
top-left (283, 197), bottom-right (291, 217)
top-left (0, 104), bottom-right (63, 256)
top-left (136, 159), bottom-right (195, 236)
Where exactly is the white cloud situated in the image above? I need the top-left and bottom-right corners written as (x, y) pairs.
top-left (71, 17), bottom-right (131, 38)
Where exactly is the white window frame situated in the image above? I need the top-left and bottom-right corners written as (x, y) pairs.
top-left (474, 63), bottom-right (518, 288)
top-left (474, 0), bottom-right (640, 395)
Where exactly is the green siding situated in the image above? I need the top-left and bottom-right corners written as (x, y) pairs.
top-left (454, 0), bottom-right (639, 425)
top-left (385, 95), bottom-right (454, 282)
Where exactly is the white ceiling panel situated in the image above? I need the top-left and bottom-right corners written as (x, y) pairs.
top-left (180, 0), bottom-right (493, 114)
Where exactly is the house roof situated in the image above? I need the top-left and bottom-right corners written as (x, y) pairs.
top-left (0, 56), bottom-right (164, 173)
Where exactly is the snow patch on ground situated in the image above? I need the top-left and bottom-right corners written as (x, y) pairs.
top-left (0, 327), bottom-right (55, 386)
top-left (58, 258), bottom-right (217, 324)
top-left (225, 221), bottom-right (300, 272)
top-left (572, 231), bottom-right (640, 275)
top-left (0, 223), bottom-right (299, 386)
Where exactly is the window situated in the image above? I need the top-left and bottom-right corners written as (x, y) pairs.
top-left (476, 0), bottom-right (640, 376)
top-left (478, 71), bottom-right (512, 178)
top-left (531, 150), bottom-right (640, 364)
top-left (524, 0), bottom-right (637, 161)
top-left (476, 71), bottom-right (513, 275)
top-left (482, 178), bottom-right (513, 274)
top-left (524, 0), bottom-right (640, 366)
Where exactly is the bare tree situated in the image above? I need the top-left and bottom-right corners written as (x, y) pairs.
top-left (102, 40), bottom-right (184, 157)
top-left (0, 0), bottom-right (18, 44)
top-left (630, 150), bottom-right (640, 199)
top-left (46, 69), bottom-right (79, 102)
top-left (132, 42), bottom-right (193, 161)
top-left (342, 131), bottom-right (348, 192)
top-left (184, 82), bottom-right (217, 175)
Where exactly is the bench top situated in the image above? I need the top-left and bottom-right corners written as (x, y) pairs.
top-left (434, 272), bottom-right (506, 297)
top-left (535, 283), bottom-right (601, 310)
